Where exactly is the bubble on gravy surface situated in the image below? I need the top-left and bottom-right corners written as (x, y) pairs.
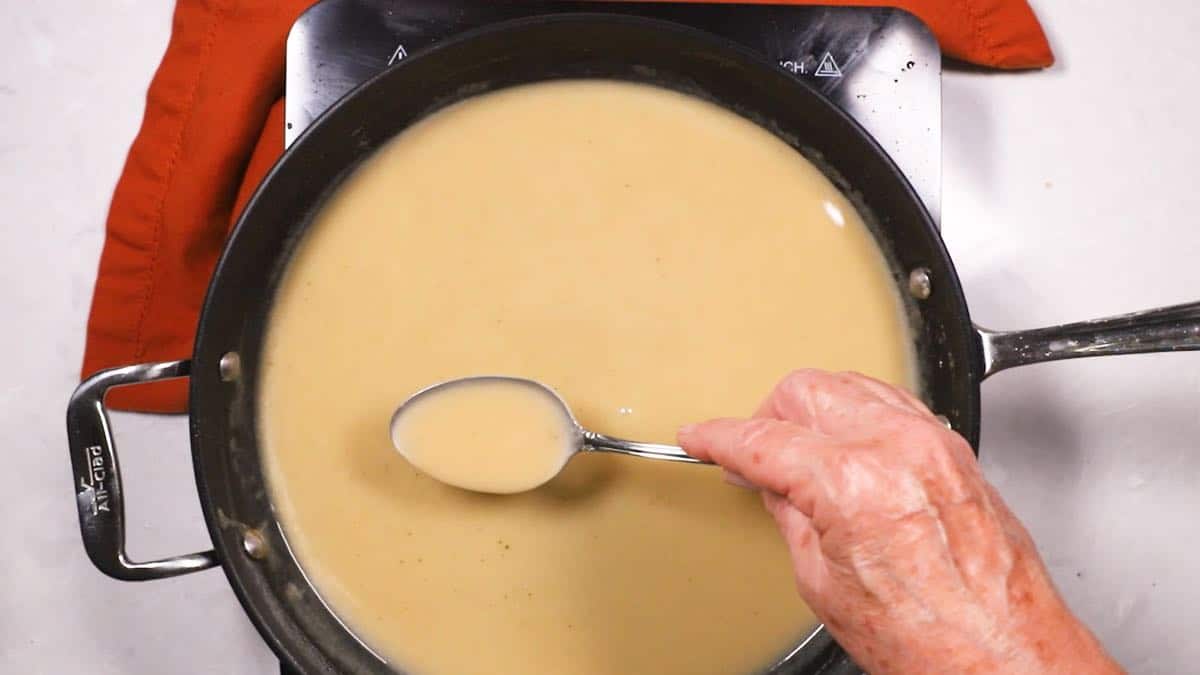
top-left (259, 79), bottom-right (918, 675)
top-left (391, 379), bottom-right (576, 494)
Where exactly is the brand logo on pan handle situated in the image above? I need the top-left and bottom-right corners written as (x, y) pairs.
top-left (78, 445), bottom-right (111, 516)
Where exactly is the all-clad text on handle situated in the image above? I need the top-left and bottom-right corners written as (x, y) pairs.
top-left (66, 360), bottom-right (218, 581)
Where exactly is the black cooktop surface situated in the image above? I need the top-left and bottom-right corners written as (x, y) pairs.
top-left (285, 0), bottom-right (942, 221)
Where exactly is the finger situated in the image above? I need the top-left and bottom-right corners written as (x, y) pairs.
top-left (722, 470), bottom-right (757, 490)
top-left (678, 417), bottom-right (827, 511)
top-left (763, 491), bottom-right (827, 600)
top-left (840, 371), bottom-right (932, 416)
top-left (758, 369), bottom-right (925, 417)
top-left (754, 369), bottom-right (929, 435)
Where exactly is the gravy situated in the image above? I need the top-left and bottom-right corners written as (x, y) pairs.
top-left (260, 80), bottom-right (917, 675)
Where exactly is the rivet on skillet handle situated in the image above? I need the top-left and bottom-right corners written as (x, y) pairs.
top-left (66, 360), bottom-right (218, 581)
top-left (977, 300), bottom-right (1200, 379)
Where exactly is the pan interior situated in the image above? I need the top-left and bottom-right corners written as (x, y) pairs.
top-left (255, 79), bottom-right (917, 674)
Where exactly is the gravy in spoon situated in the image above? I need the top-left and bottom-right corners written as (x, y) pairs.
top-left (391, 378), bottom-right (576, 494)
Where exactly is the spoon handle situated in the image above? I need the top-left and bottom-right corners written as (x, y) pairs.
top-left (582, 431), bottom-right (712, 465)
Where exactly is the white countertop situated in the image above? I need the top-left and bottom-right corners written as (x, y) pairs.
top-left (3, 1), bottom-right (1198, 673)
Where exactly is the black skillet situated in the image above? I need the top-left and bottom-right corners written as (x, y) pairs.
top-left (66, 14), bottom-right (1200, 675)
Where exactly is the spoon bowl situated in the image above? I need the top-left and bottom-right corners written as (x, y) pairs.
top-left (390, 376), bottom-right (709, 494)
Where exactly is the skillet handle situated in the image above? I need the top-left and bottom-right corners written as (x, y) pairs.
top-left (66, 360), bottom-right (218, 581)
top-left (978, 301), bottom-right (1200, 379)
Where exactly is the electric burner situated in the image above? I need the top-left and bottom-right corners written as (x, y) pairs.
top-left (278, 2), bottom-right (940, 671)
top-left (285, 0), bottom-right (942, 222)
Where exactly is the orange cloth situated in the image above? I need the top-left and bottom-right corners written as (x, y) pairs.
top-left (83, 0), bottom-right (1053, 412)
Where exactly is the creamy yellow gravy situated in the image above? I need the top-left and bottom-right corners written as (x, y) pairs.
top-left (260, 80), bottom-right (917, 675)
top-left (391, 379), bottom-right (576, 495)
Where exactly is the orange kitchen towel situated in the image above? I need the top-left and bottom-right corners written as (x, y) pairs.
top-left (83, 0), bottom-right (1053, 412)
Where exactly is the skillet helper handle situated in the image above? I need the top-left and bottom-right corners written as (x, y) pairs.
top-left (979, 300), bottom-right (1200, 378)
top-left (66, 360), bottom-right (218, 581)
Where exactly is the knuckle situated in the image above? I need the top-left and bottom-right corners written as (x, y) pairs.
top-left (784, 367), bottom-right (825, 382)
top-left (898, 419), bottom-right (946, 452)
top-left (891, 419), bottom-right (976, 499)
top-left (831, 370), bottom-right (861, 384)
top-left (819, 452), bottom-right (892, 509)
top-left (780, 368), bottom-right (836, 395)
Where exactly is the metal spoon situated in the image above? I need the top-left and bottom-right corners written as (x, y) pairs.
top-left (390, 376), bottom-right (710, 494)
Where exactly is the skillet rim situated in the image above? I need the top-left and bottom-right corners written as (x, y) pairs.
top-left (190, 12), bottom-right (981, 675)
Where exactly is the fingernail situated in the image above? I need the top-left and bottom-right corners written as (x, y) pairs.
top-left (678, 423), bottom-right (698, 437)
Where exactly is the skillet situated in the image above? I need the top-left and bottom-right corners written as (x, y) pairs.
top-left (67, 14), bottom-right (1200, 674)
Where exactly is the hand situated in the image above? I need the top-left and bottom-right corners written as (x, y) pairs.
top-left (678, 370), bottom-right (1123, 675)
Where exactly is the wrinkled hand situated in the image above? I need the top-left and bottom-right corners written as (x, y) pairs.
top-left (679, 370), bottom-right (1122, 675)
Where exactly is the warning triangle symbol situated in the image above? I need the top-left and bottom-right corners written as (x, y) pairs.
top-left (815, 52), bottom-right (843, 78)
